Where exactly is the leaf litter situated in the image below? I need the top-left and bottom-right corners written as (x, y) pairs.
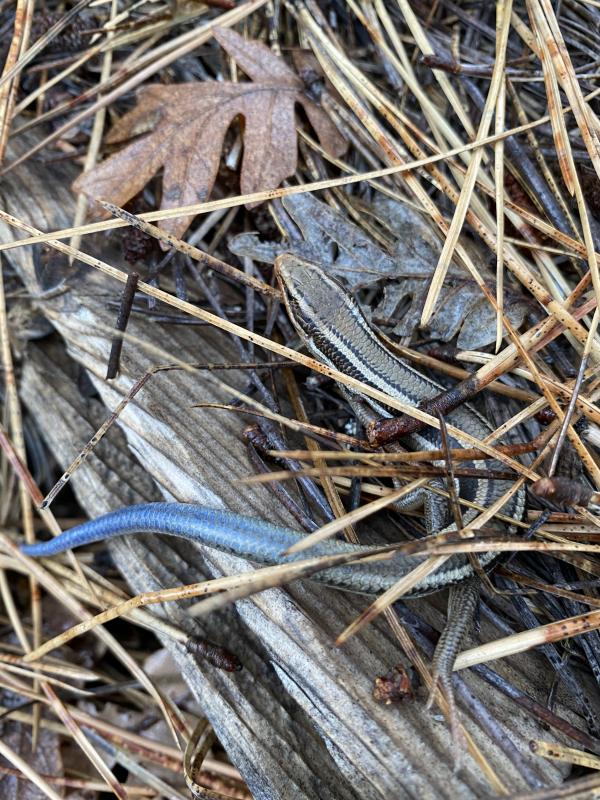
top-left (229, 192), bottom-right (531, 348)
top-left (73, 27), bottom-right (346, 240)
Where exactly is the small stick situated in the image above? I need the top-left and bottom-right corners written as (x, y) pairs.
top-left (267, 425), bottom-right (556, 464)
top-left (530, 739), bottom-right (600, 771)
top-left (419, 53), bottom-right (531, 77)
top-left (454, 606), bottom-right (600, 671)
top-left (498, 568), bottom-right (600, 609)
top-left (242, 464), bottom-right (519, 484)
top-left (196, 403), bottom-right (369, 449)
top-left (420, 53), bottom-right (495, 76)
top-left (105, 272), bottom-right (138, 380)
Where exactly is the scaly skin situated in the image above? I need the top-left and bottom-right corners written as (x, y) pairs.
top-left (22, 502), bottom-right (480, 596)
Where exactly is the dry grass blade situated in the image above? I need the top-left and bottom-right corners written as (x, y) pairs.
top-left (499, 568), bottom-right (600, 608)
top-left (538, 0), bottom-right (600, 181)
top-left (43, 682), bottom-right (129, 799)
top-left (21, 548), bottom-right (396, 660)
top-left (395, 0), bottom-right (475, 137)
top-left (495, 72), bottom-right (506, 352)
top-left (0, 653), bottom-right (98, 681)
top-left (548, 308), bottom-right (600, 477)
top-left (526, 0), bottom-right (577, 194)
top-left (0, 261), bottom-right (43, 748)
top-left (41, 557), bottom-right (194, 648)
top-left (69, 0), bottom-right (118, 255)
top-left (0, 421), bottom-right (44, 507)
top-left (524, 1), bottom-right (600, 307)
top-left (530, 740), bottom-right (600, 770)
top-left (420, 0), bottom-right (513, 326)
top-left (0, 691), bottom-right (190, 769)
top-left (0, 661), bottom-right (94, 695)
top-left (455, 606), bottom-right (600, 671)
top-left (242, 464), bottom-right (517, 482)
top-left (0, 569), bottom-right (29, 653)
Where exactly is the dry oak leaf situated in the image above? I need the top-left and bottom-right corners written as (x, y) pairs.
top-left (73, 27), bottom-right (346, 240)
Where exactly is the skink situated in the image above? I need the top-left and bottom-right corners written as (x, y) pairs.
top-left (22, 256), bottom-right (525, 600)
top-left (276, 255), bottom-right (526, 692)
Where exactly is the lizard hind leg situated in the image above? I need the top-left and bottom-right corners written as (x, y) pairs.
top-left (425, 577), bottom-right (481, 767)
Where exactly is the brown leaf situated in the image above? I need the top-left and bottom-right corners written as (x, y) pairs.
top-left (73, 28), bottom-right (346, 240)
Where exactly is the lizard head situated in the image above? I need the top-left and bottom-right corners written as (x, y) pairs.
top-left (275, 254), bottom-right (357, 344)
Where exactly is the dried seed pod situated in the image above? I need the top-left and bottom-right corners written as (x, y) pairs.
top-left (535, 407), bottom-right (556, 426)
top-left (373, 665), bottom-right (415, 704)
top-left (186, 638), bottom-right (242, 672)
top-left (243, 425), bottom-right (271, 455)
top-left (531, 477), bottom-right (594, 508)
top-left (121, 226), bottom-right (155, 265)
top-left (120, 196), bottom-right (159, 265)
